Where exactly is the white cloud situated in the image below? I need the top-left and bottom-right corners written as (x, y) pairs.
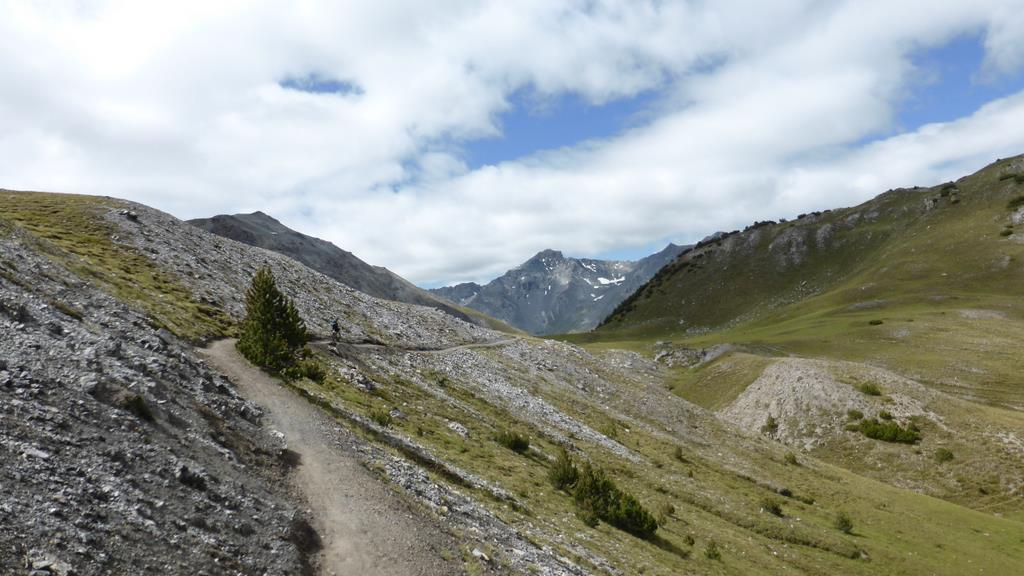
top-left (1, 0), bottom-right (1023, 285)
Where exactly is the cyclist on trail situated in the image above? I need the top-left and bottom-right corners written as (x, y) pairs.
top-left (330, 318), bottom-right (341, 342)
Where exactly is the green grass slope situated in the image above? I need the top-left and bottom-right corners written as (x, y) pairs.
top-left (587, 155), bottom-right (1024, 409)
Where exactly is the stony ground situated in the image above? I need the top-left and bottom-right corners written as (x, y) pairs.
top-left (0, 223), bottom-right (311, 575)
top-left (106, 202), bottom-right (492, 349)
top-left (1, 199), bottom-right (606, 575)
top-left (200, 340), bottom-right (461, 576)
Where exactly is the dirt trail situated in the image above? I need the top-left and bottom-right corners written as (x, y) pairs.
top-left (318, 337), bottom-right (518, 354)
top-left (200, 340), bottom-right (461, 576)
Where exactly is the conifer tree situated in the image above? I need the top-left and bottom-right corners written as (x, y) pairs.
top-left (236, 266), bottom-right (308, 372)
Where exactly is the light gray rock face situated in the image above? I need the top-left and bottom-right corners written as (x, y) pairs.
top-left (115, 204), bottom-right (492, 349)
top-left (0, 225), bottom-right (311, 575)
top-left (431, 244), bottom-right (688, 335)
top-left (189, 211), bottom-right (482, 326)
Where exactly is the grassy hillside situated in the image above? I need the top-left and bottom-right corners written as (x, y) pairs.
top-left (0, 191), bottom-right (233, 341)
top-left (556, 156), bottom-right (1024, 528)
top-left (5, 187), bottom-right (1024, 574)
top-left (587, 155), bottom-right (1024, 409)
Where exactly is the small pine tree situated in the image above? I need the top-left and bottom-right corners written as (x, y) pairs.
top-left (237, 267), bottom-right (309, 373)
top-left (548, 447), bottom-right (580, 491)
top-left (573, 462), bottom-right (658, 539)
top-left (704, 539), bottom-right (721, 560)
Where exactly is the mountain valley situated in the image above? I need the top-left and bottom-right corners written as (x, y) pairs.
top-left (2, 155), bottom-right (1024, 575)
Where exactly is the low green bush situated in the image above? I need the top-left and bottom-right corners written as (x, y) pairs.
top-left (49, 298), bottom-right (84, 321)
top-left (784, 451), bottom-right (799, 466)
top-left (281, 357), bottom-right (327, 383)
top-left (847, 409), bottom-right (864, 420)
top-left (868, 319), bottom-right (884, 326)
top-left (704, 539), bottom-right (721, 560)
top-left (858, 382), bottom-right (883, 396)
top-left (761, 497), bottom-right (784, 517)
top-left (1008, 195), bottom-right (1024, 210)
top-left (855, 418), bottom-right (920, 444)
top-left (122, 393), bottom-right (155, 422)
top-left (368, 407), bottom-right (392, 428)
top-left (934, 448), bottom-right (955, 463)
top-left (656, 502), bottom-right (675, 525)
top-left (834, 511), bottom-right (854, 534)
top-left (879, 410), bottom-right (894, 420)
top-left (574, 462), bottom-right (658, 539)
top-left (548, 447), bottom-right (579, 490)
top-left (496, 430), bottom-right (530, 453)
top-left (760, 414), bottom-right (779, 436)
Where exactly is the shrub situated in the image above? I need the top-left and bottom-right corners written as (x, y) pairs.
top-left (548, 447), bottom-right (579, 490)
top-left (368, 407), bottom-right (392, 428)
top-left (574, 462), bottom-right (658, 539)
top-left (610, 492), bottom-right (659, 538)
top-left (847, 409), bottom-right (864, 420)
top-left (281, 357), bottom-right (327, 383)
top-left (49, 299), bottom-right (84, 321)
top-left (761, 497), bottom-right (784, 517)
top-left (673, 445), bottom-right (689, 463)
top-left (868, 319), bottom-right (884, 326)
top-left (704, 539), bottom-right (721, 560)
top-left (496, 430), bottom-right (530, 453)
top-left (1000, 229), bottom-right (1014, 237)
top-left (656, 502), bottom-right (675, 525)
top-left (121, 394), bottom-right (154, 422)
top-left (761, 414), bottom-right (779, 436)
top-left (834, 511), bottom-right (854, 534)
top-left (598, 420), bottom-right (619, 440)
top-left (1008, 195), bottom-right (1024, 210)
top-left (858, 382), bottom-right (882, 396)
top-left (784, 451), bottom-right (799, 466)
top-left (879, 410), bottom-right (894, 420)
top-left (934, 448), bottom-right (955, 463)
top-left (855, 418), bottom-right (920, 444)
top-left (236, 267), bottom-right (309, 374)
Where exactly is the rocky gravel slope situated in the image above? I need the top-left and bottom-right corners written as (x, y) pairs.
top-left (106, 202), bottom-right (492, 349)
top-left (0, 222), bottom-right (312, 575)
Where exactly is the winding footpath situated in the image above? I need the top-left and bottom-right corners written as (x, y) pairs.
top-left (315, 337), bottom-right (519, 354)
top-left (200, 339), bottom-right (461, 576)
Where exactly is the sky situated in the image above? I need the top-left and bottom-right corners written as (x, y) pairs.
top-left (2, 1), bottom-right (1024, 287)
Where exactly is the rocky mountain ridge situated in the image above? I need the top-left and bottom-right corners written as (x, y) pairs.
top-left (432, 244), bottom-right (688, 335)
top-left (189, 211), bottom-right (496, 330)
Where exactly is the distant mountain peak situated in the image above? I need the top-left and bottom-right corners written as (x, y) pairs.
top-left (431, 243), bottom-right (689, 335)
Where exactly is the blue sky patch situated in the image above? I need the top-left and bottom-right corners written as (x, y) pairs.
top-left (898, 32), bottom-right (1024, 131)
top-left (462, 87), bottom-right (662, 169)
top-left (280, 73), bottom-right (363, 96)
top-left (593, 237), bottom-right (683, 264)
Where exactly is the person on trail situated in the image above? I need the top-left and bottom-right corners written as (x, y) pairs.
top-left (330, 318), bottom-right (341, 342)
